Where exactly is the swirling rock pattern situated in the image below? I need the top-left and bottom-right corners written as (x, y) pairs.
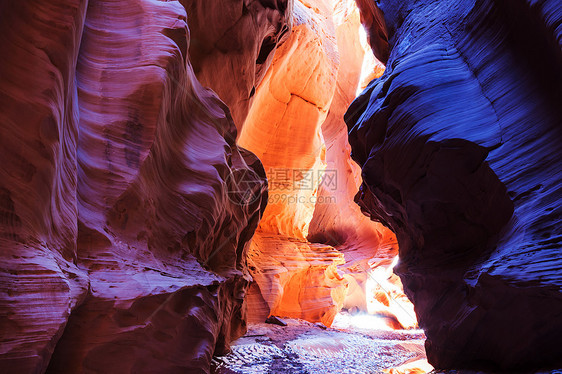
top-left (347, 0), bottom-right (562, 370)
top-left (239, 0), bottom-right (340, 240)
top-left (0, 1), bottom-right (88, 371)
top-left (183, 0), bottom-right (292, 128)
top-left (0, 0), bottom-right (271, 373)
top-left (308, 0), bottom-right (388, 250)
top-left (247, 234), bottom-right (347, 326)
top-left (304, 3), bottom-right (405, 322)
top-left (238, 0), bottom-right (347, 326)
top-left (234, 0), bottom-right (410, 328)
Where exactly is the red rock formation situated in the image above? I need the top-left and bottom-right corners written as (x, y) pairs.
top-left (238, 0), bottom-right (346, 326)
top-left (348, 0), bottom-right (562, 370)
top-left (183, 0), bottom-right (292, 128)
top-left (304, 1), bottom-right (409, 325)
top-left (239, 2), bottom-right (338, 240)
top-left (0, 0), bottom-right (424, 372)
top-left (0, 1), bottom-right (88, 371)
top-left (247, 234), bottom-right (347, 326)
top-left (0, 0), bottom-right (276, 373)
top-left (307, 0), bottom-right (383, 249)
top-left (354, 0), bottom-right (389, 63)
top-left (235, 0), bottom-right (410, 328)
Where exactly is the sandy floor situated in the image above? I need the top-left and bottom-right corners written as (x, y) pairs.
top-left (212, 312), bottom-right (562, 374)
top-left (212, 313), bottom-right (430, 374)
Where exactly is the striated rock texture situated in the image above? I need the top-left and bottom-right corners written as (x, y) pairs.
top-left (347, 0), bottom-right (562, 371)
top-left (183, 0), bottom-right (292, 128)
top-left (239, 0), bottom-right (342, 241)
top-left (0, 0), bottom-right (273, 373)
top-left (304, 1), bottom-right (409, 326)
top-left (247, 234), bottom-right (347, 326)
top-left (307, 0), bottom-right (385, 250)
top-left (238, 0), bottom-right (347, 325)
top-left (234, 0), bottom-right (409, 328)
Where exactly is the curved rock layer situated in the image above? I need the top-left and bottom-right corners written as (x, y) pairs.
top-left (239, 4), bottom-right (337, 239)
top-left (347, 0), bottom-right (562, 370)
top-left (184, 0), bottom-right (292, 128)
top-left (307, 0), bottom-right (385, 248)
top-left (305, 1), bottom-right (408, 326)
top-left (239, 0), bottom-right (345, 325)
top-left (234, 0), bottom-right (406, 327)
top-left (0, 0), bottom-right (273, 373)
top-left (247, 234), bottom-right (347, 326)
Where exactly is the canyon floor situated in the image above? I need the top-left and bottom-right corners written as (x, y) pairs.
top-left (212, 314), bottom-right (562, 374)
top-left (212, 312), bottom-right (430, 374)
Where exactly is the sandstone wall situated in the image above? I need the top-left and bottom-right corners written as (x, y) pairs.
top-left (0, 1), bottom-right (290, 372)
top-left (348, 0), bottom-right (562, 370)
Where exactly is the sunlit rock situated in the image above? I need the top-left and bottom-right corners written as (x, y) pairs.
top-left (238, 0), bottom-right (345, 326)
top-left (248, 233), bottom-right (347, 326)
top-left (305, 1), bottom-right (407, 323)
top-left (237, 0), bottom-right (413, 329)
top-left (383, 358), bottom-right (434, 374)
top-left (239, 0), bottom-right (339, 240)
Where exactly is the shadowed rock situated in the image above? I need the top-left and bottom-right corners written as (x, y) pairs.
top-left (347, 0), bottom-right (562, 370)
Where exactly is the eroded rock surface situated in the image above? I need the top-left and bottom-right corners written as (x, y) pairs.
top-left (247, 234), bottom-right (347, 326)
top-left (238, 0), bottom-right (346, 326)
top-left (347, 0), bottom-right (562, 370)
top-left (184, 0), bottom-right (292, 128)
top-left (236, 0), bottom-right (410, 329)
top-left (0, 0), bottom-right (270, 373)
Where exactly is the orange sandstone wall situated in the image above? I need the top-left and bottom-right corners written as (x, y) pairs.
top-left (239, 0), bottom-right (343, 326)
top-left (235, 0), bottom-right (404, 327)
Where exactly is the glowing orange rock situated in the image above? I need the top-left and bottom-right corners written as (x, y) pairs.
top-left (384, 359), bottom-right (434, 374)
top-left (239, 1), bottom-right (339, 240)
top-left (239, 0), bottom-right (411, 329)
top-left (247, 233), bottom-right (347, 326)
top-left (238, 0), bottom-right (345, 326)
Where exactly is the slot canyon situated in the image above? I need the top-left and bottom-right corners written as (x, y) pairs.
top-left (0, 0), bottom-right (560, 373)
